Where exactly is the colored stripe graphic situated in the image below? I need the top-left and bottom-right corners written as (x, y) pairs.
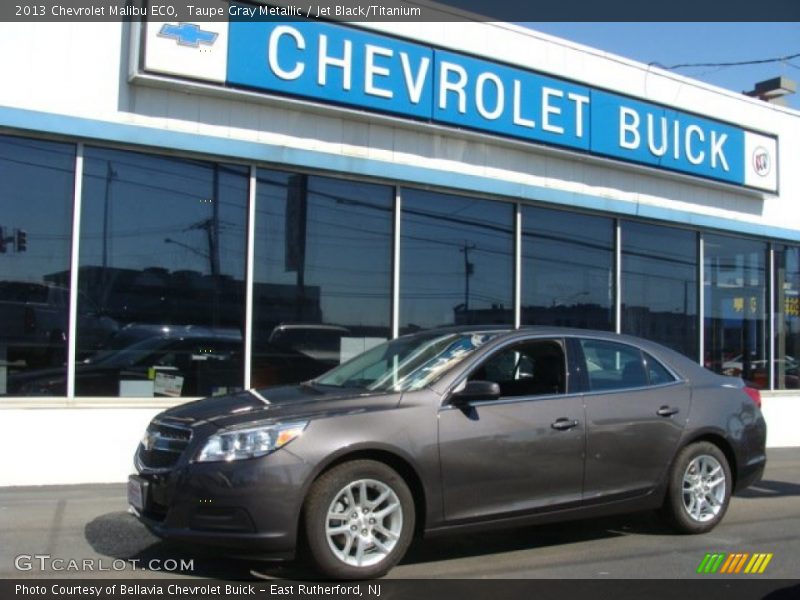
top-left (745, 553), bottom-right (774, 574)
top-left (727, 553), bottom-right (744, 573)
top-left (720, 554), bottom-right (737, 573)
top-left (697, 553), bottom-right (726, 573)
top-left (697, 552), bottom-right (773, 574)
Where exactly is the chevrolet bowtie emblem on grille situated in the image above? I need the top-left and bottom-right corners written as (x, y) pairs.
top-left (158, 23), bottom-right (218, 48)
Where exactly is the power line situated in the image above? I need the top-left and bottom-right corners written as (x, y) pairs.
top-left (655, 51), bottom-right (800, 71)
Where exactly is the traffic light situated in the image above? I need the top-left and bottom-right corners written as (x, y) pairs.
top-left (0, 226), bottom-right (6, 253)
top-left (15, 229), bottom-right (27, 252)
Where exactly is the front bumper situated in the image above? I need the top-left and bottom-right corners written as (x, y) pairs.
top-left (129, 449), bottom-right (311, 559)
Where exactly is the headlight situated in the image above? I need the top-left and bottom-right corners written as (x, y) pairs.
top-left (195, 421), bottom-right (308, 463)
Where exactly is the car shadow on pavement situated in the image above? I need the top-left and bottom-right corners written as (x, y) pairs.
top-left (84, 511), bottom-right (274, 580)
top-left (400, 511), bottom-right (672, 565)
top-left (85, 510), bottom-right (674, 580)
top-left (734, 479), bottom-right (800, 498)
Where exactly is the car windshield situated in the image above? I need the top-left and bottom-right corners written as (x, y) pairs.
top-left (314, 331), bottom-right (502, 392)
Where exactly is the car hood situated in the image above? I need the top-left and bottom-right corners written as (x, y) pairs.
top-left (157, 384), bottom-right (402, 429)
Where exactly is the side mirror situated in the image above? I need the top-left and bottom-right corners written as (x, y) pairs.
top-left (450, 380), bottom-right (501, 404)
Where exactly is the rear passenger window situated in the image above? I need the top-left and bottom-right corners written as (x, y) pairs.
top-left (580, 339), bottom-right (647, 391)
top-left (644, 352), bottom-right (676, 385)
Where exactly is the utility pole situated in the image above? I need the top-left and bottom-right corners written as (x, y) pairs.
top-left (102, 162), bottom-right (116, 269)
top-left (286, 174), bottom-right (308, 322)
top-left (210, 164), bottom-right (220, 278)
top-left (460, 242), bottom-right (476, 312)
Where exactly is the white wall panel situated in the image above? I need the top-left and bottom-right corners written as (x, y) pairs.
top-left (3, 21), bottom-right (797, 233)
top-left (0, 408), bottom-right (161, 486)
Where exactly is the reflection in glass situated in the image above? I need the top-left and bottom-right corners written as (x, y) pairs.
top-left (0, 136), bottom-right (75, 397)
top-left (775, 245), bottom-right (800, 390)
top-left (521, 206), bottom-right (613, 330)
top-left (704, 234), bottom-right (768, 389)
top-left (400, 190), bottom-right (514, 332)
top-left (73, 147), bottom-right (248, 397)
top-left (580, 339), bottom-right (646, 391)
top-left (252, 171), bottom-right (393, 387)
top-left (622, 221), bottom-right (697, 359)
top-left (316, 331), bottom-right (499, 392)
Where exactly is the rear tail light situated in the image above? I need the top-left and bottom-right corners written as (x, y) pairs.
top-left (743, 386), bottom-right (762, 409)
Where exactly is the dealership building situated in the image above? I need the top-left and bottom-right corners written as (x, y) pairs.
top-left (1, 7), bottom-right (799, 486)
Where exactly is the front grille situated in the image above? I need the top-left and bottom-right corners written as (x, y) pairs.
top-left (151, 421), bottom-right (192, 441)
top-left (137, 418), bottom-right (193, 471)
top-left (138, 449), bottom-right (181, 470)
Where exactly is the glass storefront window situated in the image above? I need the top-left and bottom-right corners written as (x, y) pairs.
top-left (704, 234), bottom-right (768, 389)
top-left (0, 136), bottom-right (75, 396)
top-left (775, 245), bottom-right (800, 390)
top-left (252, 171), bottom-right (393, 387)
top-left (520, 206), bottom-right (614, 330)
top-left (5, 135), bottom-right (795, 400)
top-left (72, 147), bottom-right (249, 397)
top-left (621, 221), bottom-right (698, 359)
top-left (400, 190), bottom-right (514, 332)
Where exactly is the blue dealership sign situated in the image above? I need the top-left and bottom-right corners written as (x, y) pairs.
top-left (144, 14), bottom-right (778, 192)
top-left (431, 50), bottom-right (591, 151)
top-left (228, 19), bottom-right (434, 119)
top-left (590, 91), bottom-right (745, 185)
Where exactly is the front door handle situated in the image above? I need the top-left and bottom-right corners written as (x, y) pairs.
top-left (657, 405), bottom-right (680, 417)
top-left (551, 418), bottom-right (579, 431)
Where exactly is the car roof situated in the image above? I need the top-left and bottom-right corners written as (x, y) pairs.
top-left (400, 324), bottom-right (640, 342)
top-left (406, 324), bottom-right (714, 386)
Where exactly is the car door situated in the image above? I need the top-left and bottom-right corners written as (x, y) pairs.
top-left (576, 337), bottom-right (691, 502)
top-left (438, 338), bottom-right (585, 522)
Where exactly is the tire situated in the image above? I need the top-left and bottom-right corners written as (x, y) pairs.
top-left (303, 460), bottom-right (415, 579)
top-left (661, 441), bottom-right (732, 534)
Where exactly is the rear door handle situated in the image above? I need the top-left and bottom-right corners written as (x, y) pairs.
top-left (551, 418), bottom-right (579, 431)
top-left (657, 405), bottom-right (680, 417)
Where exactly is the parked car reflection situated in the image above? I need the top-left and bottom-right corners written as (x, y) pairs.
top-left (9, 326), bottom-right (242, 397)
top-left (0, 280), bottom-right (118, 368)
top-left (7, 322), bottom-right (350, 397)
top-left (721, 353), bottom-right (799, 389)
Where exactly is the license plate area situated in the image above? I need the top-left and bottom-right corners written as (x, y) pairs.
top-left (127, 475), bottom-right (148, 512)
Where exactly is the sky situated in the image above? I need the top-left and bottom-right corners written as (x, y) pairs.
top-left (520, 23), bottom-right (800, 111)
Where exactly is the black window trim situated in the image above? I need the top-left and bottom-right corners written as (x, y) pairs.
top-left (442, 335), bottom-right (575, 406)
top-left (569, 336), bottom-right (685, 395)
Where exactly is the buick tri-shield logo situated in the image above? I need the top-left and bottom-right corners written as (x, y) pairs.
top-left (752, 146), bottom-right (771, 177)
top-left (158, 23), bottom-right (218, 48)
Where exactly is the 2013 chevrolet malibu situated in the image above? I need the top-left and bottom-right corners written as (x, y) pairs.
top-left (129, 327), bottom-right (767, 579)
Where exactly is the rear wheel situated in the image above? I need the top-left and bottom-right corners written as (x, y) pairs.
top-left (661, 441), bottom-right (731, 533)
top-left (303, 460), bottom-right (415, 579)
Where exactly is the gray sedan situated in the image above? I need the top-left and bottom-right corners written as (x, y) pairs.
top-left (129, 327), bottom-right (767, 579)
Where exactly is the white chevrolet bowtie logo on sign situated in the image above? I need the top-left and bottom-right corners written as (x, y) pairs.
top-left (144, 21), bottom-right (229, 83)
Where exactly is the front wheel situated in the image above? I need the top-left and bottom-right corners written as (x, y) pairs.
top-left (661, 441), bottom-right (732, 534)
top-left (303, 460), bottom-right (415, 579)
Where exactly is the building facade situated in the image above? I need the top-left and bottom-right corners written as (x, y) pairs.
top-left (1, 12), bottom-right (799, 485)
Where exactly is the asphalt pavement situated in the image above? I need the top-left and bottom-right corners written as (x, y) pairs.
top-left (1, 449), bottom-right (798, 580)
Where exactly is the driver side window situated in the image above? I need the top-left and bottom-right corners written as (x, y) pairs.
top-left (470, 340), bottom-right (566, 397)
